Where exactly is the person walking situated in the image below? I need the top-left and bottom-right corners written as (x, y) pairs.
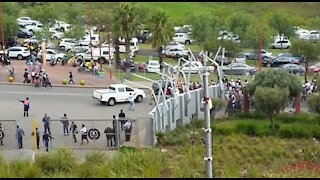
top-left (15, 125), bottom-right (25, 149)
top-left (69, 121), bottom-right (78, 143)
top-left (0, 123), bottom-right (4, 145)
top-left (104, 125), bottom-right (114, 147)
top-left (43, 130), bottom-right (54, 152)
top-left (80, 124), bottom-right (89, 144)
top-left (23, 69), bottom-right (29, 83)
top-left (18, 97), bottom-right (30, 117)
top-left (118, 110), bottom-right (126, 131)
top-left (31, 127), bottom-right (40, 149)
top-left (127, 93), bottom-right (136, 111)
top-left (123, 121), bottom-right (132, 141)
top-left (150, 91), bottom-right (155, 105)
top-left (68, 72), bottom-right (75, 85)
top-left (60, 113), bottom-right (69, 136)
top-left (42, 113), bottom-right (51, 135)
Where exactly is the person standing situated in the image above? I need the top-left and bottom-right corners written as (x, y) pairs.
top-left (123, 121), bottom-right (132, 141)
top-left (118, 110), bottom-right (126, 131)
top-left (43, 130), bottom-right (54, 152)
top-left (127, 93), bottom-right (136, 111)
top-left (150, 91), bottom-right (155, 105)
top-left (23, 69), bottom-right (29, 83)
top-left (42, 113), bottom-right (51, 135)
top-left (80, 124), bottom-right (89, 144)
top-left (68, 72), bottom-right (75, 85)
top-left (60, 113), bottom-right (69, 136)
top-left (31, 127), bottom-right (40, 149)
top-left (15, 125), bottom-right (25, 149)
top-left (18, 97), bottom-right (30, 117)
top-left (69, 121), bottom-right (78, 143)
top-left (0, 123), bottom-right (4, 145)
top-left (104, 125), bottom-right (114, 147)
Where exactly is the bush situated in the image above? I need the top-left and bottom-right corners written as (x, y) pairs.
top-left (62, 79), bottom-right (68, 85)
top-left (279, 124), bottom-right (315, 138)
top-left (235, 120), bottom-right (272, 136)
top-left (237, 111), bottom-right (268, 120)
top-left (35, 148), bottom-right (77, 175)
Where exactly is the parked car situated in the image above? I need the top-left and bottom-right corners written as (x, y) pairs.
top-left (270, 39), bottom-right (291, 49)
top-left (17, 17), bottom-right (40, 26)
top-left (234, 53), bottom-right (246, 64)
top-left (275, 53), bottom-right (303, 63)
top-left (164, 47), bottom-right (189, 58)
top-left (243, 49), bottom-right (272, 60)
top-left (59, 38), bottom-right (77, 51)
top-left (21, 24), bottom-right (43, 34)
top-left (145, 60), bottom-right (160, 73)
top-left (17, 31), bottom-right (32, 38)
top-left (222, 63), bottom-right (257, 75)
top-left (92, 84), bottom-right (146, 106)
top-left (5, 46), bottom-right (31, 60)
top-left (179, 61), bottom-right (215, 74)
top-left (172, 33), bottom-right (195, 45)
top-left (309, 62), bottom-right (320, 73)
top-left (70, 43), bottom-right (90, 53)
top-left (137, 30), bottom-right (150, 43)
top-left (37, 49), bottom-right (66, 61)
top-left (215, 55), bottom-right (233, 65)
top-left (165, 41), bottom-right (186, 51)
top-left (76, 48), bottom-right (114, 64)
top-left (263, 57), bottom-right (299, 67)
top-left (120, 59), bottom-right (136, 73)
top-left (278, 64), bottom-right (305, 76)
top-left (23, 36), bottom-right (39, 45)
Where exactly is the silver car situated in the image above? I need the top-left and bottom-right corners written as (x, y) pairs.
top-left (222, 63), bottom-right (257, 75)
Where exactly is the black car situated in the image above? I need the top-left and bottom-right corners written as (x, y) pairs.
top-left (17, 31), bottom-right (32, 39)
top-left (278, 64), bottom-right (305, 75)
top-left (120, 60), bottom-right (136, 73)
top-left (262, 57), bottom-right (299, 67)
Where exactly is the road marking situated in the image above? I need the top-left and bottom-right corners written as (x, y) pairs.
top-left (0, 91), bottom-right (90, 96)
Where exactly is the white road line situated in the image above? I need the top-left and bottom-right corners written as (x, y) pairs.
top-left (0, 91), bottom-right (90, 96)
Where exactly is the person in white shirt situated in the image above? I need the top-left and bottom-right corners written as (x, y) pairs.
top-left (80, 124), bottom-right (89, 144)
top-left (123, 121), bottom-right (132, 141)
top-left (127, 93), bottom-right (136, 111)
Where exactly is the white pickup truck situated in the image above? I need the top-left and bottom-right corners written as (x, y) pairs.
top-left (92, 84), bottom-right (146, 106)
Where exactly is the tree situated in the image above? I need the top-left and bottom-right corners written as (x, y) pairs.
top-left (186, 13), bottom-right (211, 43)
top-left (27, 4), bottom-right (58, 25)
top-left (290, 39), bottom-right (320, 82)
top-left (268, 13), bottom-right (295, 50)
top-left (148, 9), bottom-right (174, 68)
top-left (248, 69), bottom-right (301, 98)
top-left (2, 14), bottom-right (19, 42)
top-left (307, 93), bottom-right (320, 114)
top-left (112, 3), bottom-right (140, 79)
top-left (254, 86), bottom-right (289, 134)
top-left (228, 13), bottom-right (252, 43)
top-left (34, 25), bottom-right (52, 44)
top-left (203, 37), bottom-right (241, 58)
top-left (63, 25), bottom-right (86, 41)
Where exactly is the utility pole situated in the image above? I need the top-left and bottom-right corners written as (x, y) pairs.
top-left (202, 52), bottom-right (213, 178)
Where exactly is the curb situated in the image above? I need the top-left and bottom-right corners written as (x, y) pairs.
top-left (0, 82), bottom-right (151, 89)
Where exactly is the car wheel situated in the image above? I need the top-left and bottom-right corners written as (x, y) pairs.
top-left (108, 98), bottom-right (115, 106)
top-left (267, 63), bottom-right (271, 68)
top-left (286, 46), bottom-right (290, 49)
top-left (17, 54), bottom-right (23, 60)
top-left (60, 46), bottom-right (65, 51)
top-left (138, 39), bottom-right (143, 43)
top-left (135, 95), bottom-right (143, 103)
top-left (185, 40), bottom-right (190, 45)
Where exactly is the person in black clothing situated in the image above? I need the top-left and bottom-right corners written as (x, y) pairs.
top-left (118, 109), bottom-right (126, 131)
top-left (43, 130), bottom-right (54, 152)
top-left (70, 121), bottom-right (78, 143)
top-left (23, 69), bottom-right (29, 83)
top-left (31, 127), bottom-right (40, 149)
top-left (104, 125), bottom-right (114, 147)
top-left (68, 71), bottom-right (74, 85)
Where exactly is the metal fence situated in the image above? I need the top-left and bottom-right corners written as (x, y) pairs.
top-left (147, 85), bottom-right (221, 146)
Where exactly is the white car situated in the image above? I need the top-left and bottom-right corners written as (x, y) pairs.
top-left (234, 53), bottom-right (246, 64)
top-left (37, 49), bottom-right (66, 61)
top-left (172, 33), bottom-right (195, 45)
top-left (165, 41), bottom-right (185, 50)
top-left (70, 43), bottom-right (90, 53)
top-left (23, 36), bottom-right (39, 45)
top-left (218, 33), bottom-right (241, 43)
top-left (179, 61), bottom-right (215, 74)
top-left (164, 47), bottom-right (189, 58)
top-left (53, 20), bottom-right (71, 32)
top-left (5, 46), bottom-right (30, 60)
top-left (17, 17), bottom-right (40, 26)
top-left (146, 60), bottom-right (160, 73)
top-left (76, 47), bottom-right (114, 63)
top-left (49, 28), bottom-right (64, 39)
top-left (23, 24), bottom-right (43, 34)
top-left (92, 84), bottom-right (146, 106)
top-left (59, 38), bottom-right (77, 51)
top-left (270, 39), bottom-right (291, 49)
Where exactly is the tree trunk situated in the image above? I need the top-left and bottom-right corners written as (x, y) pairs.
top-left (125, 37), bottom-right (131, 79)
top-left (270, 116), bottom-right (275, 135)
top-left (159, 46), bottom-right (163, 70)
top-left (305, 59), bottom-right (308, 83)
top-left (114, 38), bottom-right (120, 69)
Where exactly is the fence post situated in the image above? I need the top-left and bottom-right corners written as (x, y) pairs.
top-left (116, 118), bottom-right (120, 150)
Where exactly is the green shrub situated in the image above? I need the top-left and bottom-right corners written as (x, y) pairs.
top-left (35, 148), bottom-right (77, 175)
top-left (279, 124), bottom-right (314, 138)
top-left (237, 111), bottom-right (268, 120)
top-left (84, 151), bottom-right (108, 165)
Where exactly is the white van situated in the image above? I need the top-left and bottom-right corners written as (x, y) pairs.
top-left (119, 38), bottom-right (139, 56)
top-left (76, 47), bottom-right (115, 64)
top-left (78, 34), bottom-right (100, 47)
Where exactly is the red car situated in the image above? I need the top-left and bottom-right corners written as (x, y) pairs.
top-left (309, 62), bottom-right (320, 73)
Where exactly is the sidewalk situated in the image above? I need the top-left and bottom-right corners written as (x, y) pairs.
top-left (0, 61), bottom-right (119, 87)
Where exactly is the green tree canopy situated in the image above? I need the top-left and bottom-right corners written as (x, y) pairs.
top-left (27, 4), bottom-right (58, 25)
top-left (268, 13), bottom-right (295, 39)
top-left (63, 25), bottom-right (86, 41)
top-left (203, 37), bottom-right (240, 58)
top-left (307, 93), bottom-right (320, 114)
top-left (227, 13), bottom-right (252, 39)
top-left (248, 69), bottom-right (301, 98)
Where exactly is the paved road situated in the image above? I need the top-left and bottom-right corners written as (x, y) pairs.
top-left (0, 84), bottom-right (154, 151)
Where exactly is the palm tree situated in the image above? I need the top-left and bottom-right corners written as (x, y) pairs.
top-left (148, 10), bottom-right (174, 69)
top-left (112, 3), bottom-right (140, 78)
top-left (110, 14), bottom-right (121, 69)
